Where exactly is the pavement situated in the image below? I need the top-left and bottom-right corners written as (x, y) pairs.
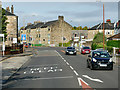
top-left (1, 47), bottom-right (119, 89)
top-left (0, 48), bottom-right (34, 87)
top-left (0, 48), bottom-right (34, 62)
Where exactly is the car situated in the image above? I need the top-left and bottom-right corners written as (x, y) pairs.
top-left (95, 48), bottom-right (108, 52)
top-left (81, 46), bottom-right (91, 54)
top-left (25, 44), bottom-right (28, 48)
top-left (87, 50), bottom-right (113, 70)
top-left (65, 47), bottom-right (77, 55)
top-left (28, 43), bottom-right (32, 47)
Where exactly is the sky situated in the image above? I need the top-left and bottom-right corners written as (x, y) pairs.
top-left (2, 1), bottom-right (118, 30)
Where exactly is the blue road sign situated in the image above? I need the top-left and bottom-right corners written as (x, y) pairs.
top-left (21, 34), bottom-right (26, 41)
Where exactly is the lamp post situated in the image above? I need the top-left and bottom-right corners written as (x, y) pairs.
top-left (103, 3), bottom-right (105, 50)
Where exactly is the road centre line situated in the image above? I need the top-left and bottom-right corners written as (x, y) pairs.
top-left (55, 50), bottom-right (79, 76)
top-left (82, 75), bottom-right (103, 83)
top-left (66, 62), bottom-right (69, 65)
top-left (73, 70), bottom-right (79, 76)
top-left (70, 66), bottom-right (74, 70)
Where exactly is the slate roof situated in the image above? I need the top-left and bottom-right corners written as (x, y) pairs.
top-left (2, 8), bottom-right (16, 16)
top-left (107, 33), bottom-right (120, 40)
top-left (88, 23), bottom-right (114, 30)
top-left (41, 20), bottom-right (58, 28)
top-left (25, 24), bottom-right (36, 30)
top-left (25, 20), bottom-right (58, 30)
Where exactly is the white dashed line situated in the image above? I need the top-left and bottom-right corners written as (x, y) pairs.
top-left (66, 62), bottom-right (69, 65)
top-left (70, 66), bottom-right (74, 70)
top-left (74, 70), bottom-right (79, 76)
top-left (55, 50), bottom-right (79, 76)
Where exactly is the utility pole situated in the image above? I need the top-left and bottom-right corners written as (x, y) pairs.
top-left (103, 3), bottom-right (105, 50)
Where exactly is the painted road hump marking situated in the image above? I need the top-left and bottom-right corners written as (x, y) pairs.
top-left (78, 78), bottom-right (93, 89)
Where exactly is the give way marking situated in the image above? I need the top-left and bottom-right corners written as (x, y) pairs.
top-left (82, 75), bottom-right (103, 83)
top-left (78, 78), bottom-right (93, 89)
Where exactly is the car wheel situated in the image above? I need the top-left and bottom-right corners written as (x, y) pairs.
top-left (74, 53), bottom-right (76, 55)
top-left (90, 64), bottom-right (94, 70)
top-left (109, 67), bottom-right (113, 70)
top-left (65, 52), bottom-right (67, 55)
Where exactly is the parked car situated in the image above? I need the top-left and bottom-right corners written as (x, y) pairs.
top-left (65, 47), bottom-right (77, 55)
top-left (25, 44), bottom-right (28, 48)
top-left (81, 46), bottom-right (91, 54)
top-left (28, 43), bottom-right (32, 47)
top-left (87, 50), bottom-right (113, 70)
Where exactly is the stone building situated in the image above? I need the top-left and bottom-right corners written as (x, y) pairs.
top-left (20, 16), bottom-right (72, 46)
top-left (88, 19), bottom-right (115, 40)
top-left (4, 5), bottom-right (18, 45)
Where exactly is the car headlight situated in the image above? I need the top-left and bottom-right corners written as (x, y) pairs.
top-left (109, 58), bottom-right (113, 62)
top-left (93, 58), bottom-right (97, 62)
top-left (74, 51), bottom-right (76, 52)
top-left (66, 51), bottom-right (68, 52)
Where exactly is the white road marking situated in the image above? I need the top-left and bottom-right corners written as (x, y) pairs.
top-left (48, 69), bottom-right (54, 72)
top-left (37, 68), bottom-right (39, 70)
top-left (82, 75), bottom-right (103, 83)
top-left (55, 50), bottom-right (79, 76)
top-left (31, 71), bottom-right (34, 73)
top-left (74, 70), bottom-right (79, 76)
top-left (24, 76), bottom-right (74, 81)
top-left (70, 66), bottom-right (74, 70)
top-left (64, 60), bottom-right (66, 62)
top-left (24, 72), bottom-right (26, 74)
top-left (77, 78), bottom-right (89, 86)
top-left (66, 62), bottom-right (69, 65)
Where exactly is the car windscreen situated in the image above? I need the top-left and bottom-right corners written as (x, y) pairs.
top-left (83, 47), bottom-right (90, 49)
top-left (67, 47), bottom-right (75, 50)
top-left (93, 51), bottom-right (110, 58)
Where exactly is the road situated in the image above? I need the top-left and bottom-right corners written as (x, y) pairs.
top-left (2, 47), bottom-right (119, 89)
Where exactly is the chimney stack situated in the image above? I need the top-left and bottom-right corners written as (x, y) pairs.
top-left (6, 7), bottom-right (10, 12)
top-left (11, 5), bottom-right (14, 14)
top-left (58, 16), bottom-right (64, 21)
top-left (27, 23), bottom-right (32, 26)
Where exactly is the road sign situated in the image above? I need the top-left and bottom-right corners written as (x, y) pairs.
top-left (21, 34), bottom-right (26, 41)
top-left (13, 38), bottom-right (17, 43)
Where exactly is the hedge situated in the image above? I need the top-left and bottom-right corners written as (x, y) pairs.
top-left (32, 44), bottom-right (42, 46)
top-left (107, 40), bottom-right (120, 48)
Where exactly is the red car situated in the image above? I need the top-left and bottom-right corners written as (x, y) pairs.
top-left (81, 46), bottom-right (91, 54)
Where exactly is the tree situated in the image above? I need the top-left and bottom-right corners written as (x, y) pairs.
top-left (20, 26), bottom-right (25, 30)
top-left (82, 26), bottom-right (88, 30)
top-left (91, 32), bottom-right (107, 50)
top-left (2, 8), bottom-right (8, 41)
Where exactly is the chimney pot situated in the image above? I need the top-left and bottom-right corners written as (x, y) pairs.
top-left (6, 7), bottom-right (10, 12)
top-left (11, 5), bottom-right (14, 14)
top-left (58, 16), bottom-right (64, 21)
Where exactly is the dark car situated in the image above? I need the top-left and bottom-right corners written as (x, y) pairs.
top-left (65, 47), bottom-right (77, 55)
top-left (81, 46), bottom-right (91, 54)
top-left (87, 50), bottom-right (113, 70)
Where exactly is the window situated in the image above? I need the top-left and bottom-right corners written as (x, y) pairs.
top-left (39, 34), bottom-right (40, 38)
top-left (43, 39), bottom-right (45, 41)
top-left (48, 28), bottom-right (50, 31)
top-left (21, 31), bottom-right (23, 33)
